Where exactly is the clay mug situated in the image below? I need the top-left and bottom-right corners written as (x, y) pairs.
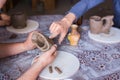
top-left (31, 32), bottom-right (54, 52)
top-left (89, 16), bottom-right (103, 34)
top-left (11, 12), bottom-right (27, 29)
top-left (89, 15), bottom-right (114, 34)
top-left (101, 15), bottom-right (114, 34)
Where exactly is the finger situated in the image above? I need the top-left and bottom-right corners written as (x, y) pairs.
top-left (46, 44), bottom-right (57, 55)
top-left (49, 22), bottom-right (55, 31)
top-left (50, 25), bottom-right (58, 33)
top-left (58, 32), bottom-right (66, 44)
top-left (49, 23), bottom-right (56, 33)
top-left (52, 25), bottom-right (61, 33)
top-left (49, 31), bottom-right (60, 39)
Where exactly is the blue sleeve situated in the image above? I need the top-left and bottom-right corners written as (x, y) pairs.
top-left (69, 0), bottom-right (105, 19)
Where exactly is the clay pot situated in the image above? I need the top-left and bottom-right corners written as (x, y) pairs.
top-left (11, 12), bottom-right (27, 29)
top-left (101, 15), bottom-right (114, 34)
top-left (89, 15), bottom-right (114, 34)
top-left (68, 24), bottom-right (80, 46)
top-left (32, 32), bottom-right (54, 52)
top-left (89, 16), bottom-right (102, 34)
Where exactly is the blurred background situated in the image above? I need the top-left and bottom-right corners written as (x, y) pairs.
top-left (3, 0), bottom-right (113, 19)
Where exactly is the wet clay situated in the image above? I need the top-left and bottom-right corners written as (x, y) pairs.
top-left (32, 32), bottom-right (54, 52)
top-left (11, 12), bottom-right (27, 29)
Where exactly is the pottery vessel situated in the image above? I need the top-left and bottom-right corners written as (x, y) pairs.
top-left (11, 12), bottom-right (27, 29)
top-left (68, 24), bottom-right (80, 46)
top-left (89, 15), bottom-right (114, 34)
top-left (32, 32), bottom-right (54, 52)
top-left (101, 15), bottom-right (114, 34)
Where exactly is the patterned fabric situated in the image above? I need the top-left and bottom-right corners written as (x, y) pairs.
top-left (0, 15), bottom-right (120, 80)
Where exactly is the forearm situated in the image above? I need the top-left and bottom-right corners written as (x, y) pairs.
top-left (0, 0), bottom-right (7, 9)
top-left (69, 0), bottom-right (105, 19)
top-left (0, 42), bottom-right (28, 58)
top-left (17, 43), bottom-right (57, 80)
top-left (17, 62), bottom-right (45, 80)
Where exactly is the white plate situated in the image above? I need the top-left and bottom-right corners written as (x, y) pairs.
top-left (88, 27), bottom-right (120, 43)
top-left (6, 20), bottom-right (39, 34)
top-left (32, 51), bottom-right (80, 80)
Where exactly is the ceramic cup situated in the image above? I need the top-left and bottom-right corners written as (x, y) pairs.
top-left (32, 32), bottom-right (54, 52)
top-left (11, 12), bottom-right (27, 29)
top-left (89, 16), bottom-right (103, 34)
top-left (89, 15), bottom-right (114, 34)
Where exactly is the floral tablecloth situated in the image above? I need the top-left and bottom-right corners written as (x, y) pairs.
top-left (0, 15), bottom-right (120, 80)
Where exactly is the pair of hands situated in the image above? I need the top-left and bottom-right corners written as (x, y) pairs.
top-left (23, 31), bottom-right (57, 67)
top-left (23, 13), bottom-right (76, 67)
top-left (28, 17), bottom-right (72, 66)
top-left (0, 13), bottom-right (10, 26)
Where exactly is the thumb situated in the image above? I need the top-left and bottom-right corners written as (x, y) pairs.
top-left (46, 44), bottom-right (57, 55)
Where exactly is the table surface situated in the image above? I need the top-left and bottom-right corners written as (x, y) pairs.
top-left (0, 15), bottom-right (120, 80)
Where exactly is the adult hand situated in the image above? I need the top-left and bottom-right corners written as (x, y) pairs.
top-left (0, 13), bottom-right (10, 26)
top-left (49, 18), bottom-right (70, 44)
top-left (0, 20), bottom-right (6, 26)
top-left (23, 31), bottom-right (37, 51)
top-left (49, 13), bottom-right (76, 44)
top-left (1, 13), bottom-right (10, 21)
top-left (37, 44), bottom-right (57, 67)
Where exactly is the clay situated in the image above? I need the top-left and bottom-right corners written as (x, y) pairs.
top-left (101, 15), bottom-right (114, 34)
top-left (68, 24), bottom-right (80, 46)
top-left (32, 32), bottom-right (54, 52)
top-left (89, 15), bottom-right (114, 34)
top-left (54, 66), bottom-right (62, 74)
top-left (11, 12), bottom-right (27, 29)
top-left (49, 66), bottom-right (53, 73)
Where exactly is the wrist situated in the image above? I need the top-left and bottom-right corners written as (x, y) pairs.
top-left (37, 60), bottom-right (47, 68)
top-left (61, 18), bottom-right (71, 28)
top-left (64, 13), bottom-right (76, 24)
top-left (61, 13), bottom-right (76, 28)
top-left (22, 42), bottom-right (29, 51)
